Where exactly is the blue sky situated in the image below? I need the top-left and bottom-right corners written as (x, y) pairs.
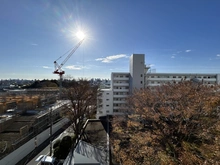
top-left (1, 0), bottom-right (220, 80)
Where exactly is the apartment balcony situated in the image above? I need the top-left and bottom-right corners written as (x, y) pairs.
top-left (113, 95), bottom-right (128, 98)
top-left (113, 106), bottom-right (127, 111)
top-left (113, 106), bottom-right (121, 109)
top-left (113, 100), bottom-right (127, 104)
top-left (113, 89), bottom-right (129, 92)
top-left (112, 112), bottom-right (124, 115)
top-left (113, 77), bottom-right (129, 81)
top-left (112, 83), bottom-right (129, 86)
top-left (146, 78), bottom-right (182, 81)
top-left (146, 78), bottom-right (217, 85)
top-left (146, 84), bottom-right (160, 87)
top-left (203, 78), bottom-right (217, 82)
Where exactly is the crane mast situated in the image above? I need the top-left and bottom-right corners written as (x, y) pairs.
top-left (53, 38), bottom-right (84, 98)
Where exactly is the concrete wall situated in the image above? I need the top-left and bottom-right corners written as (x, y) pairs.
top-left (129, 54), bottom-right (145, 92)
top-left (20, 125), bottom-right (29, 136)
top-left (0, 116), bottom-right (17, 133)
top-left (0, 118), bottom-right (69, 165)
top-left (75, 140), bottom-right (107, 165)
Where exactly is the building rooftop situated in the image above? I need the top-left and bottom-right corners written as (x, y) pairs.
top-left (63, 119), bottom-right (109, 165)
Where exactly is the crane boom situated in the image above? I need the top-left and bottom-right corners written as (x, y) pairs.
top-left (53, 38), bottom-right (84, 99)
top-left (53, 38), bottom-right (84, 75)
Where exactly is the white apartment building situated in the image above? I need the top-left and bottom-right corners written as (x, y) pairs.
top-left (111, 72), bottom-right (130, 115)
top-left (97, 89), bottom-right (113, 116)
top-left (145, 73), bottom-right (220, 86)
top-left (96, 54), bottom-right (220, 118)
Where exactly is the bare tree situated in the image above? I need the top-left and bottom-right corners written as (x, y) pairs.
top-left (111, 81), bottom-right (220, 164)
top-left (62, 79), bottom-right (99, 143)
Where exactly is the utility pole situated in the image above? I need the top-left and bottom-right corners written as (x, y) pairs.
top-left (49, 107), bottom-right (53, 156)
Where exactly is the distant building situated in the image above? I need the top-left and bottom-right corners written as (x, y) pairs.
top-left (96, 54), bottom-right (220, 118)
top-left (99, 79), bottom-right (111, 89)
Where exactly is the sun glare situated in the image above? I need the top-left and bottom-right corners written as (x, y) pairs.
top-left (76, 31), bottom-right (85, 40)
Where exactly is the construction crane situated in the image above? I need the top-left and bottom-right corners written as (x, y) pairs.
top-left (53, 38), bottom-right (85, 98)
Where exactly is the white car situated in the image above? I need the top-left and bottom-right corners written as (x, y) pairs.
top-left (35, 155), bottom-right (60, 165)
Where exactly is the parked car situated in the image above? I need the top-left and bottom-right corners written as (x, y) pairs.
top-left (35, 155), bottom-right (60, 165)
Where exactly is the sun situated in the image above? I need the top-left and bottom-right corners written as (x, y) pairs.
top-left (76, 31), bottom-right (85, 40)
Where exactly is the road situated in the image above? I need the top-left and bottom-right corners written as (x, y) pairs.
top-left (15, 100), bottom-right (71, 165)
top-left (26, 127), bottom-right (74, 165)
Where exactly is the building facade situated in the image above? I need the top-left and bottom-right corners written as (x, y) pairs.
top-left (111, 72), bottom-right (130, 115)
top-left (145, 73), bottom-right (220, 86)
top-left (96, 54), bottom-right (220, 118)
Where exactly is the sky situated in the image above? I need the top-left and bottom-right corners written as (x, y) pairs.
top-left (1, 0), bottom-right (220, 80)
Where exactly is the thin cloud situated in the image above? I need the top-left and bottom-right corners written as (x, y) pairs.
top-left (185, 50), bottom-right (191, 53)
top-left (171, 56), bottom-right (175, 58)
top-left (42, 66), bottom-right (50, 69)
top-left (31, 43), bottom-right (38, 46)
top-left (65, 65), bottom-right (83, 70)
top-left (216, 54), bottom-right (220, 57)
top-left (146, 64), bottom-right (154, 68)
top-left (95, 54), bottom-right (128, 63)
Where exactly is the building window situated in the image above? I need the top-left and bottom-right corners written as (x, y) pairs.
top-left (141, 81), bottom-right (142, 84)
top-left (106, 110), bottom-right (109, 113)
top-left (106, 99), bottom-right (109, 101)
top-left (106, 93), bottom-right (109, 95)
top-left (106, 105), bottom-right (109, 107)
top-left (140, 74), bottom-right (143, 77)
